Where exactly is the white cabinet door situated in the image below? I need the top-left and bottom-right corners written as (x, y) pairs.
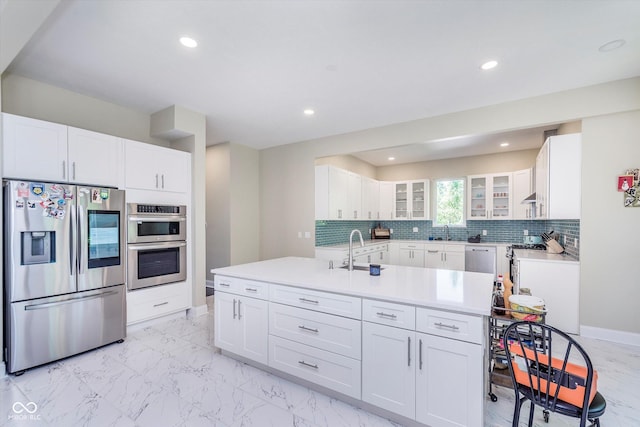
top-left (468, 173), bottom-right (512, 220)
top-left (124, 139), bottom-right (190, 193)
top-left (513, 168), bottom-right (534, 219)
top-left (214, 292), bottom-right (268, 364)
top-left (535, 141), bottom-right (550, 219)
top-left (517, 258), bottom-right (580, 334)
top-left (424, 244), bottom-right (442, 268)
top-left (378, 181), bottom-right (394, 220)
top-left (536, 134), bottom-right (582, 219)
top-left (415, 333), bottom-right (483, 427)
top-left (361, 176), bottom-right (379, 220)
top-left (328, 166), bottom-right (349, 219)
top-left (442, 248), bottom-right (465, 271)
top-left (398, 249), bottom-right (424, 267)
top-left (362, 322), bottom-right (416, 419)
top-left (410, 180), bottom-right (429, 219)
top-left (2, 113), bottom-right (68, 182)
top-left (67, 127), bottom-right (122, 187)
top-left (347, 172), bottom-right (362, 219)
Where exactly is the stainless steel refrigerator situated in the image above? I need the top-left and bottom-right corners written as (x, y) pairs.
top-left (3, 180), bottom-right (126, 374)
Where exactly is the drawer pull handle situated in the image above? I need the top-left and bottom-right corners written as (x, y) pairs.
top-left (233, 299), bottom-right (237, 319)
top-left (434, 322), bottom-right (460, 330)
top-left (245, 287), bottom-right (258, 292)
top-left (153, 301), bottom-right (169, 308)
top-left (376, 312), bottom-right (397, 319)
top-left (299, 298), bottom-right (319, 305)
top-left (419, 339), bottom-right (423, 370)
top-left (298, 360), bottom-right (318, 369)
top-left (298, 325), bottom-right (319, 333)
top-left (407, 336), bottom-right (411, 366)
top-left (219, 283), bottom-right (231, 287)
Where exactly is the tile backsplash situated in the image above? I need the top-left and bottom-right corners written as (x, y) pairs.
top-left (316, 219), bottom-right (580, 258)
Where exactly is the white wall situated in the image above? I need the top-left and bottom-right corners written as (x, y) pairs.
top-left (259, 77), bottom-right (640, 336)
top-left (206, 144), bottom-right (231, 273)
top-left (580, 110), bottom-right (640, 333)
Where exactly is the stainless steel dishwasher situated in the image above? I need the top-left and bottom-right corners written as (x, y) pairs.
top-left (465, 245), bottom-right (496, 278)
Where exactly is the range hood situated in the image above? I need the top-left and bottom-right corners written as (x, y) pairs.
top-left (522, 192), bottom-right (537, 203)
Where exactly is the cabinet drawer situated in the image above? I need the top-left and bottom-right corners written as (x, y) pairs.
top-left (268, 336), bottom-right (361, 399)
top-left (362, 299), bottom-right (416, 330)
top-left (269, 303), bottom-right (361, 359)
top-left (270, 285), bottom-right (361, 319)
top-left (399, 242), bottom-right (425, 251)
top-left (214, 275), bottom-right (269, 300)
top-left (416, 308), bottom-right (483, 344)
top-left (127, 282), bottom-right (190, 324)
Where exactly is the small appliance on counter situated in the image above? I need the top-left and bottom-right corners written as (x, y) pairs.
top-left (371, 224), bottom-right (390, 239)
top-left (467, 234), bottom-right (481, 243)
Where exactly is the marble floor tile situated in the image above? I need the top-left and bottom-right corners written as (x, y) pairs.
top-left (3, 303), bottom-right (638, 427)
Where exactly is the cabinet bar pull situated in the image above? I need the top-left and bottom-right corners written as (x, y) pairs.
top-left (419, 339), bottom-right (423, 370)
top-left (427, 250), bottom-right (438, 253)
top-left (161, 174), bottom-right (165, 189)
top-left (155, 173), bottom-right (159, 188)
top-left (299, 297), bottom-right (319, 305)
top-left (237, 300), bottom-right (242, 319)
top-left (72, 162), bottom-right (76, 180)
top-left (434, 322), bottom-right (459, 330)
top-left (219, 282), bottom-right (231, 287)
top-left (153, 301), bottom-right (169, 308)
top-left (245, 287), bottom-right (257, 292)
top-left (407, 337), bottom-right (412, 366)
top-left (298, 360), bottom-right (318, 369)
top-left (298, 325), bottom-right (319, 333)
top-left (376, 312), bottom-right (397, 319)
top-left (233, 299), bottom-right (237, 319)
top-left (62, 160), bottom-right (66, 179)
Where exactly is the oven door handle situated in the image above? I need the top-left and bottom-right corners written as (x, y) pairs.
top-left (128, 216), bottom-right (186, 222)
top-left (128, 242), bottom-right (187, 251)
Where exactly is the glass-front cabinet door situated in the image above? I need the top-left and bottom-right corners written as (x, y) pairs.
top-left (469, 176), bottom-right (488, 219)
top-left (468, 174), bottom-right (512, 220)
top-left (411, 181), bottom-right (427, 219)
top-left (394, 183), bottom-right (408, 219)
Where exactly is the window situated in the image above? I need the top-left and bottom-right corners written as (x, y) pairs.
top-left (434, 178), bottom-right (465, 226)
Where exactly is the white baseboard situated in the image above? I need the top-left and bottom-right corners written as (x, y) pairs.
top-left (187, 304), bottom-right (209, 318)
top-left (127, 310), bottom-right (187, 333)
top-left (580, 325), bottom-right (640, 347)
top-left (206, 279), bottom-right (214, 288)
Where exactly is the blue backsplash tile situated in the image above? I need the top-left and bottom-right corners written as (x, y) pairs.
top-left (316, 219), bottom-right (580, 258)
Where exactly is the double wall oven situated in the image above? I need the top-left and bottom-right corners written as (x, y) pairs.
top-left (127, 203), bottom-right (187, 290)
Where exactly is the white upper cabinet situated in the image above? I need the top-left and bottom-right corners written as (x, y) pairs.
top-left (2, 113), bottom-right (121, 187)
top-left (315, 165), bottom-right (363, 220)
top-left (535, 133), bottom-right (581, 219)
top-left (394, 180), bottom-right (429, 220)
top-left (67, 127), bottom-right (122, 188)
top-left (378, 181), bottom-right (394, 221)
top-left (361, 176), bottom-right (379, 220)
top-left (512, 168), bottom-right (534, 219)
top-left (467, 173), bottom-right (512, 220)
top-left (124, 139), bottom-right (190, 193)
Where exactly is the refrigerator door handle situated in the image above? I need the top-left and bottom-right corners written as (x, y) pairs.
top-left (25, 290), bottom-right (119, 311)
top-left (69, 204), bottom-right (75, 277)
top-left (77, 203), bottom-right (84, 274)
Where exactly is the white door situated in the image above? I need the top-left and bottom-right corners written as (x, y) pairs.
top-left (328, 167), bottom-right (349, 219)
top-left (468, 175), bottom-right (488, 219)
top-left (362, 322), bottom-right (416, 418)
top-left (424, 247), bottom-right (442, 268)
top-left (410, 180), bottom-right (428, 219)
top-left (490, 173), bottom-right (512, 219)
top-left (378, 181), bottom-right (394, 220)
top-left (512, 168), bottom-right (533, 219)
top-left (416, 333), bottom-right (483, 427)
top-left (2, 113), bottom-right (68, 182)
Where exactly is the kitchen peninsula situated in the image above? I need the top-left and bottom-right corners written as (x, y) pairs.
top-left (211, 257), bottom-right (494, 427)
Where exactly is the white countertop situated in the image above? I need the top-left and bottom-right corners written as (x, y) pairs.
top-left (513, 249), bottom-right (579, 263)
top-left (211, 256), bottom-right (494, 316)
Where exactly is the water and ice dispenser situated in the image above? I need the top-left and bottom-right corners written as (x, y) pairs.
top-left (21, 231), bottom-right (55, 265)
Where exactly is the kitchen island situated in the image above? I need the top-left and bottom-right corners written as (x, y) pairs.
top-left (211, 257), bottom-right (494, 427)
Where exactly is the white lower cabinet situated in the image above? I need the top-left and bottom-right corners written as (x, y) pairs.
top-left (362, 321), bottom-right (416, 418)
top-left (425, 243), bottom-right (465, 271)
top-left (415, 333), bottom-right (483, 427)
top-left (127, 281), bottom-right (190, 325)
top-left (214, 290), bottom-right (269, 365)
top-left (397, 242), bottom-right (425, 267)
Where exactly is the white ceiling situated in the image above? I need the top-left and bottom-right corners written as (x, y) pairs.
top-left (5, 1), bottom-right (640, 157)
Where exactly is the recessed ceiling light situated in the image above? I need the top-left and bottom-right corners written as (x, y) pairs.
top-left (599, 39), bottom-right (626, 52)
top-left (500, 142), bottom-right (509, 147)
top-left (388, 157), bottom-right (395, 161)
top-left (480, 60), bottom-right (498, 70)
top-left (180, 37), bottom-right (198, 48)
top-left (303, 109), bottom-right (315, 116)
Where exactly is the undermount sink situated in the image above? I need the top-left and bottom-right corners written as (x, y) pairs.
top-left (339, 265), bottom-right (385, 271)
